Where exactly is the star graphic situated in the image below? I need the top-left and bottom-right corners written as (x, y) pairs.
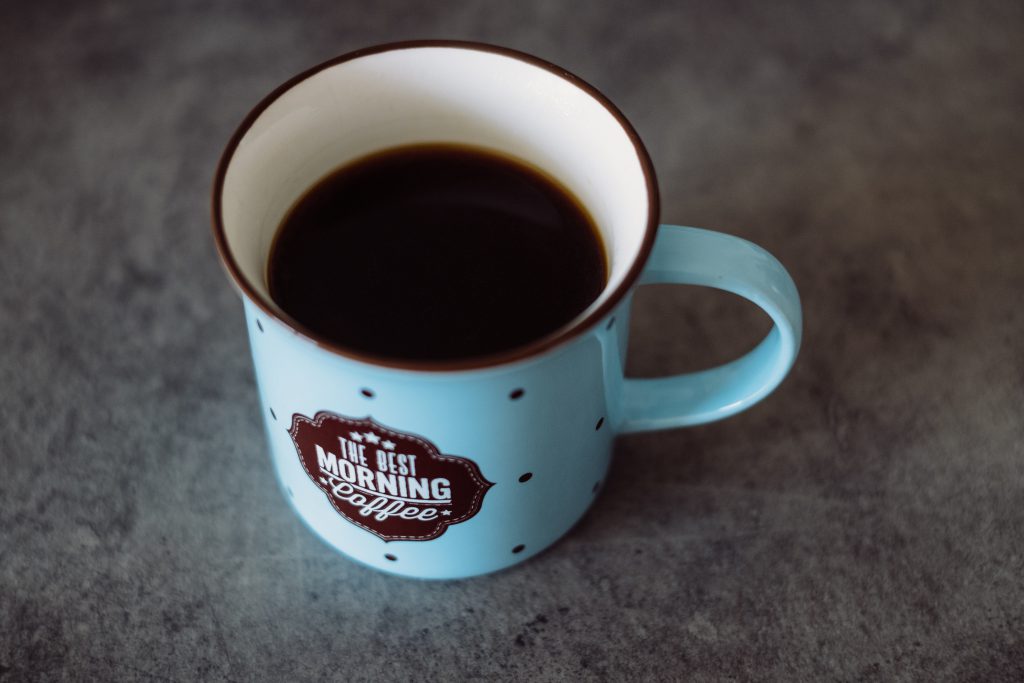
top-left (381, 439), bottom-right (396, 451)
top-left (363, 432), bottom-right (381, 445)
top-left (348, 431), bottom-right (363, 442)
top-left (440, 510), bottom-right (452, 516)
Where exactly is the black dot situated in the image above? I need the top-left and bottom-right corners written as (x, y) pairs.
top-left (518, 473), bottom-right (533, 483)
top-left (361, 388), bottom-right (375, 398)
top-left (512, 544), bottom-right (525, 554)
top-left (286, 486), bottom-right (293, 498)
top-left (269, 407), bottom-right (277, 421)
top-left (593, 481), bottom-right (601, 493)
top-left (595, 417), bottom-right (604, 430)
top-left (256, 319), bottom-right (264, 332)
top-left (384, 553), bottom-right (397, 561)
top-left (509, 388), bottom-right (525, 400)
top-left (606, 317), bottom-right (616, 330)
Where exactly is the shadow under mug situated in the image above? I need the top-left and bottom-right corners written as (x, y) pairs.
top-left (212, 41), bottom-right (802, 579)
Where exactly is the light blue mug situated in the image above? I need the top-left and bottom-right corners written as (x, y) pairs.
top-left (212, 41), bottom-right (802, 579)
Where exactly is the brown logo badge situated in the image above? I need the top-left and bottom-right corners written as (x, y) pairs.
top-left (289, 411), bottom-right (493, 541)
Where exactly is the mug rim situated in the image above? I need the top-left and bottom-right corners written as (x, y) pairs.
top-left (211, 39), bottom-right (660, 372)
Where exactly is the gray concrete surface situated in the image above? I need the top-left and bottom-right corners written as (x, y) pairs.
top-left (2, 1), bottom-right (1023, 680)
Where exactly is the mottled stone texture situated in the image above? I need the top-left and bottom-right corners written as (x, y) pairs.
top-left (2, 1), bottom-right (1022, 680)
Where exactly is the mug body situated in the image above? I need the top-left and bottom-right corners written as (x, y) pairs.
top-left (245, 294), bottom-right (634, 578)
top-left (213, 42), bottom-right (658, 579)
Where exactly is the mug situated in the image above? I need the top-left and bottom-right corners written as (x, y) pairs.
top-left (212, 41), bottom-right (802, 579)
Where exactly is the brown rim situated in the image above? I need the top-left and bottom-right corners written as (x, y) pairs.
top-left (211, 40), bottom-right (660, 372)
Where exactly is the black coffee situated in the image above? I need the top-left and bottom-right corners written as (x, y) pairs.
top-left (268, 144), bottom-right (606, 361)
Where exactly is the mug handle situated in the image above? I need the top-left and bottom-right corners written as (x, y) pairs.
top-left (620, 225), bottom-right (803, 433)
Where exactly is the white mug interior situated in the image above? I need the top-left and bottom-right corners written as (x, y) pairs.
top-left (217, 43), bottom-right (656, 359)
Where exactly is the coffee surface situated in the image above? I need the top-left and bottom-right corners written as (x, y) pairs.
top-left (268, 144), bottom-right (606, 361)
